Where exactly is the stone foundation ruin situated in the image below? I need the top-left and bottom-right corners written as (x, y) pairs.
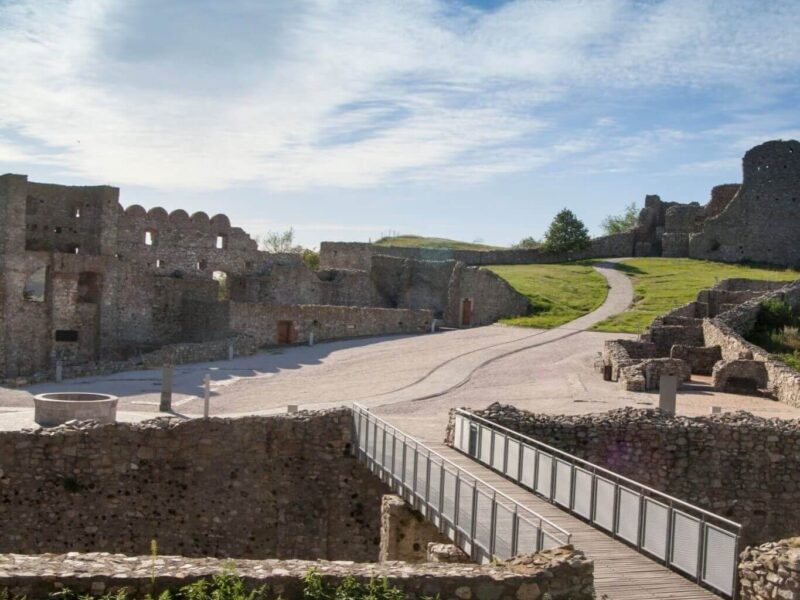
top-left (601, 277), bottom-right (800, 402)
top-left (0, 174), bottom-right (529, 383)
top-left (0, 408), bottom-right (595, 599)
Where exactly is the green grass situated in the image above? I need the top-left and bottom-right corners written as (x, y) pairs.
top-left (593, 258), bottom-right (800, 333)
top-left (374, 234), bottom-right (504, 251)
top-left (487, 263), bottom-right (609, 328)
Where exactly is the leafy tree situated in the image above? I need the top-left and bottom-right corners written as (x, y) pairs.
top-left (601, 202), bottom-right (639, 235)
top-left (258, 227), bottom-right (320, 271)
top-left (512, 236), bottom-right (540, 249)
top-left (542, 209), bottom-right (590, 254)
top-left (259, 227), bottom-right (301, 253)
top-left (301, 248), bottom-right (320, 271)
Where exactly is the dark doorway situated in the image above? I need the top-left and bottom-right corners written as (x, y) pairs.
top-left (461, 298), bottom-right (472, 327)
top-left (277, 320), bottom-right (294, 344)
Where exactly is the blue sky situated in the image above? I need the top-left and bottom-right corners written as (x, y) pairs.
top-left (1, 0), bottom-right (799, 248)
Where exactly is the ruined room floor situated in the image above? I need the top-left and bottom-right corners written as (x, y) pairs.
top-left (2, 262), bottom-right (799, 435)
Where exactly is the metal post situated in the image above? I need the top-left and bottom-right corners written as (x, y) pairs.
top-left (489, 492), bottom-right (498, 559)
top-left (430, 319), bottom-right (436, 333)
top-left (203, 374), bottom-right (211, 418)
top-left (55, 360), bottom-right (63, 383)
top-left (227, 343), bottom-right (234, 361)
top-left (159, 364), bottom-right (174, 412)
top-left (309, 331), bottom-right (315, 346)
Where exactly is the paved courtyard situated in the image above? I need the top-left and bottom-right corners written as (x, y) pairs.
top-left (2, 262), bottom-right (799, 436)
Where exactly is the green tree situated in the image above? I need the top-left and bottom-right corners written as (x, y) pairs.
top-left (542, 209), bottom-right (590, 254)
top-left (600, 202), bottom-right (639, 235)
top-left (512, 236), bottom-right (540, 249)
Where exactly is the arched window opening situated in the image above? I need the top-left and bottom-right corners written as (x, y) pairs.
top-left (23, 267), bottom-right (47, 302)
top-left (213, 271), bottom-right (229, 301)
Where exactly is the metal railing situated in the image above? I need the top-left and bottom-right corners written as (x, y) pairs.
top-left (352, 403), bottom-right (571, 563)
top-left (453, 409), bottom-right (741, 598)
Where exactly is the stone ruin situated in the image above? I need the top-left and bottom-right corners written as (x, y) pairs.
top-left (321, 139), bottom-right (800, 270)
top-left (0, 174), bottom-right (529, 383)
top-left (600, 277), bottom-right (800, 406)
top-left (0, 408), bottom-right (594, 599)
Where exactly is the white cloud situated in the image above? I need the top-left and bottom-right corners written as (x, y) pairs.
top-left (0, 0), bottom-right (799, 191)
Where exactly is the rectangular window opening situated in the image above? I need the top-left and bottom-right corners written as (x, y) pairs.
top-left (54, 330), bottom-right (79, 342)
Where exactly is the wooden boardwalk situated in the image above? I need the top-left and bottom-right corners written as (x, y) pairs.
top-left (426, 441), bottom-right (721, 600)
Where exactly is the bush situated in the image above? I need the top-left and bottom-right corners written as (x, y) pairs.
top-left (756, 298), bottom-right (797, 331)
top-left (542, 209), bottom-right (590, 254)
top-left (600, 202), bottom-right (638, 235)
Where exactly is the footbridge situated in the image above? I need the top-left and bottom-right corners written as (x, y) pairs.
top-left (353, 403), bottom-right (740, 599)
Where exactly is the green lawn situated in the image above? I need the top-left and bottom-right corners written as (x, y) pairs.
top-left (593, 258), bottom-right (800, 333)
top-left (374, 235), bottom-right (503, 251)
top-left (487, 263), bottom-right (609, 328)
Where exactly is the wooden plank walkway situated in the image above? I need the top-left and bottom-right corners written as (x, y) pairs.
top-left (426, 441), bottom-right (721, 600)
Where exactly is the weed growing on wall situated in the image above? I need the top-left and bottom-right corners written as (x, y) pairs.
top-left (0, 569), bottom-right (438, 600)
top-left (747, 299), bottom-right (800, 372)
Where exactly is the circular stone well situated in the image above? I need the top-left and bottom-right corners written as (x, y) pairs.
top-left (33, 392), bottom-right (118, 426)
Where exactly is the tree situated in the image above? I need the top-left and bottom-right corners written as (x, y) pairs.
top-left (542, 209), bottom-right (590, 254)
top-left (601, 202), bottom-right (639, 235)
top-left (259, 227), bottom-right (301, 253)
top-left (259, 227), bottom-right (320, 271)
top-left (512, 236), bottom-right (541, 249)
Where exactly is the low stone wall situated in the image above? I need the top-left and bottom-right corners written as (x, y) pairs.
top-left (739, 537), bottom-right (800, 600)
top-left (319, 234), bottom-right (634, 270)
top-left (449, 404), bottom-right (800, 545)
top-left (703, 279), bottom-right (800, 407)
top-left (229, 303), bottom-right (433, 345)
top-left (0, 549), bottom-right (594, 600)
top-left (3, 335), bottom-right (262, 387)
top-left (0, 410), bottom-right (388, 561)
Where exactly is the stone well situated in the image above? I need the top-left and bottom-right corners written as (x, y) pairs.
top-left (33, 392), bottom-right (118, 426)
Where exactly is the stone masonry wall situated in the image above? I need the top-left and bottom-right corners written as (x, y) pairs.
top-left (739, 537), bottom-right (800, 600)
top-left (227, 303), bottom-right (433, 345)
top-left (690, 140), bottom-right (800, 267)
top-left (0, 410), bottom-right (389, 561)
top-left (448, 404), bottom-right (800, 545)
top-left (703, 279), bottom-right (800, 407)
top-left (0, 548), bottom-right (594, 600)
top-left (319, 232), bottom-right (634, 270)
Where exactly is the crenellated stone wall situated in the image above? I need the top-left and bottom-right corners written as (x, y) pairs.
top-left (0, 409), bottom-right (389, 561)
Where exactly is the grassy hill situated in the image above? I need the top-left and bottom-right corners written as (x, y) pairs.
top-left (592, 258), bottom-right (800, 333)
top-left (374, 235), bottom-right (504, 251)
top-left (489, 258), bottom-right (800, 332)
top-left (487, 263), bottom-right (609, 329)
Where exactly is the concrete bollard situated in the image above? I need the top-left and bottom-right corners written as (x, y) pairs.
top-left (659, 374), bottom-right (678, 415)
top-left (287, 405), bottom-right (298, 414)
top-left (203, 374), bottom-right (211, 418)
top-left (55, 360), bottom-right (63, 383)
top-left (160, 364), bottom-right (174, 412)
top-left (228, 343), bottom-right (234, 361)
top-left (309, 331), bottom-right (314, 347)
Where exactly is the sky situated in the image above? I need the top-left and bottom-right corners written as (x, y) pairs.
top-left (1, 0), bottom-right (800, 249)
